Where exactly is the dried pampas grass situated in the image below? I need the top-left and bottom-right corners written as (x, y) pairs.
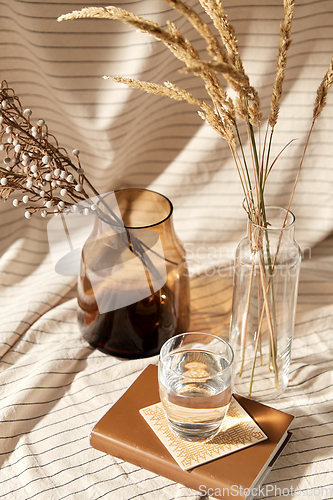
top-left (58, 0), bottom-right (333, 221)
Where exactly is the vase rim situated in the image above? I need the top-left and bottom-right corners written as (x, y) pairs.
top-left (248, 206), bottom-right (295, 231)
top-left (112, 187), bottom-right (173, 229)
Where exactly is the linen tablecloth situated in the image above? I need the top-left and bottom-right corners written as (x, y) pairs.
top-left (0, 1), bottom-right (332, 498)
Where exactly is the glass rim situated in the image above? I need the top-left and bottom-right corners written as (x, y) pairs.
top-left (159, 331), bottom-right (234, 371)
top-left (114, 187), bottom-right (174, 229)
top-left (248, 206), bottom-right (295, 232)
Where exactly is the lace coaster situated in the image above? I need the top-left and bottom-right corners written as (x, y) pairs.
top-left (139, 396), bottom-right (267, 470)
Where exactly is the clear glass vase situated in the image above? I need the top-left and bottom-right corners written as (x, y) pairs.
top-left (229, 207), bottom-right (301, 401)
top-left (77, 188), bottom-right (190, 358)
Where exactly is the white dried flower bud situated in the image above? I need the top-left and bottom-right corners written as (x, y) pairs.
top-left (39, 190), bottom-right (45, 198)
top-left (71, 205), bottom-right (77, 212)
top-left (45, 173), bottom-right (52, 181)
top-left (2, 100), bottom-right (8, 109)
top-left (26, 179), bottom-right (33, 189)
top-left (22, 153), bottom-right (29, 161)
top-left (23, 108), bottom-right (32, 117)
top-left (7, 137), bottom-right (12, 144)
top-left (83, 208), bottom-right (89, 216)
top-left (45, 200), bottom-right (53, 208)
top-left (30, 164), bottom-right (38, 173)
top-left (42, 155), bottom-right (51, 165)
top-left (31, 126), bottom-right (37, 134)
top-left (22, 195), bottom-right (29, 203)
top-left (56, 180), bottom-right (61, 185)
top-left (0, 144), bottom-right (4, 151)
top-left (66, 174), bottom-right (73, 182)
top-left (40, 210), bottom-right (47, 217)
top-left (91, 204), bottom-right (97, 211)
top-left (13, 199), bottom-right (19, 207)
top-left (54, 169), bottom-right (60, 177)
top-left (1, 178), bottom-right (8, 186)
top-left (13, 139), bottom-right (19, 147)
top-left (3, 157), bottom-right (11, 164)
top-left (58, 201), bottom-right (65, 209)
top-left (6, 126), bottom-right (13, 134)
top-left (0, 116), bottom-right (3, 123)
top-left (75, 184), bottom-right (83, 192)
top-left (51, 180), bottom-right (56, 188)
top-left (37, 119), bottom-right (45, 127)
top-left (22, 160), bottom-right (28, 167)
top-left (60, 188), bottom-right (67, 197)
top-left (32, 131), bottom-right (38, 138)
top-left (72, 149), bottom-right (80, 156)
top-left (24, 211), bottom-right (31, 219)
top-left (14, 144), bottom-right (21, 153)
top-left (60, 170), bottom-right (66, 179)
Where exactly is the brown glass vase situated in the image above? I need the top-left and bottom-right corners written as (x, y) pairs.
top-left (77, 188), bottom-right (190, 358)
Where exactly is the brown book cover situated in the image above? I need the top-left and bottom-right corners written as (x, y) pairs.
top-left (89, 364), bottom-right (294, 500)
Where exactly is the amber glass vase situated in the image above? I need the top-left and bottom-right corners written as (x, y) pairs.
top-left (77, 188), bottom-right (190, 358)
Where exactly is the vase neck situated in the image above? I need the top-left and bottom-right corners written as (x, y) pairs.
top-left (247, 207), bottom-right (296, 248)
top-left (90, 188), bottom-right (174, 236)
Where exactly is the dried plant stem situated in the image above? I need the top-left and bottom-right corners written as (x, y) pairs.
top-left (246, 123), bottom-right (261, 213)
top-left (239, 258), bottom-right (255, 376)
top-left (257, 255), bottom-right (279, 388)
top-left (268, 56), bottom-right (333, 268)
top-left (272, 87), bottom-right (333, 273)
top-left (232, 147), bottom-right (254, 215)
top-left (282, 56), bottom-right (333, 220)
top-left (233, 125), bottom-right (255, 209)
top-left (248, 308), bottom-right (264, 396)
top-left (229, 148), bottom-right (248, 205)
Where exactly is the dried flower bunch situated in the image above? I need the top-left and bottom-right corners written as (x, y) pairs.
top-left (58, 0), bottom-right (333, 224)
top-left (0, 80), bottom-right (102, 219)
top-left (0, 81), bottom-right (173, 274)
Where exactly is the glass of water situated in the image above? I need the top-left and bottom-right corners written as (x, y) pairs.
top-left (158, 332), bottom-right (234, 442)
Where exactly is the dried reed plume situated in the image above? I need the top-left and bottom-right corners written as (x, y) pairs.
top-left (58, 0), bottom-right (333, 222)
top-left (269, 0), bottom-right (295, 128)
top-left (313, 56), bottom-right (333, 120)
top-left (58, 0), bottom-right (317, 216)
top-left (58, 0), bottom-right (332, 217)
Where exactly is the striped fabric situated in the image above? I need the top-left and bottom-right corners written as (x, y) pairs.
top-left (0, 0), bottom-right (332, 499)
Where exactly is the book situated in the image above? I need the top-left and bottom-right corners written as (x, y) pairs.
top-left (89, 365), bottom-right (294, 500)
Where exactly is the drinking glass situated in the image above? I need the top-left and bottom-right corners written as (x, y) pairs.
top-left (158, 332), bottom-right (234, 441)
